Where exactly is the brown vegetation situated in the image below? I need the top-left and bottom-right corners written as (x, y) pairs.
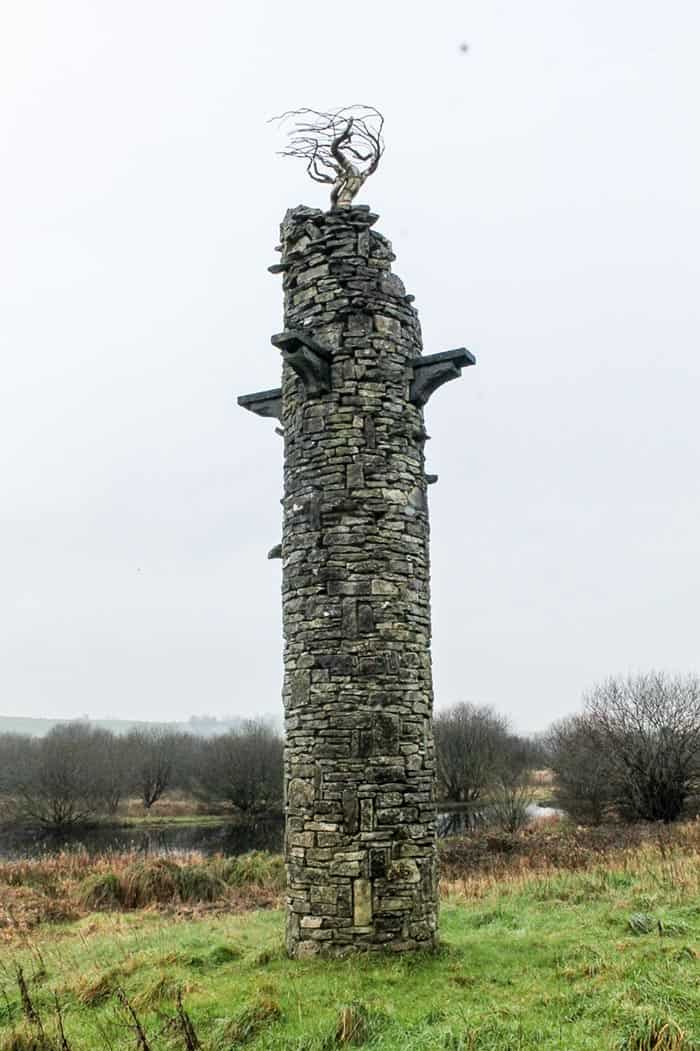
top-left (440, 816), bottom-right (700, 897)
top-left (0, 721), bottom-right (283, 829)
top-left (0, 850), bottom-right (285, 941)
top-left (546, 671), bottom-right (700, 824)
top-left (4, 819), bottom-right (700, 946)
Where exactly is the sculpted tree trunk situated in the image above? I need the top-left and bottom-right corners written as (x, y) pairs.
top-left (272, 106), bottom-right (384, 210)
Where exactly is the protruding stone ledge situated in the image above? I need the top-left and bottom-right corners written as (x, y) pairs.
top-left (271, 330), bottom-right (333, 397)
top-left (237, 388), bottom-right (283, 421)
top-left (409, 348), bottom-right (476, 408)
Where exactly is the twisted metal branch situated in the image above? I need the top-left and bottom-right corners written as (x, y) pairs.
top-left (270, 105), bottom-right (385, 207)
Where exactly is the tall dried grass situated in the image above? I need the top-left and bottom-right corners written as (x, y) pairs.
top-left (4, 821), bottom-right (700, 938)
top-left (0, 849), bottom-right (284, 938)
top-left (441, 818), bottom-right (700, 900)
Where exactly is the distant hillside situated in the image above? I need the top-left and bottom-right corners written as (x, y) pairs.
top-left (0, 714), bottom-right (244, 738)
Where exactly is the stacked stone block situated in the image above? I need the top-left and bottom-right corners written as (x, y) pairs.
top-left (280, 203), bottom-right (439, 958)
top-left (239, 203), bottom-right (473, 957)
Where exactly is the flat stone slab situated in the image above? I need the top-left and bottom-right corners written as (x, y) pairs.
top-left (271, 330), bottom-right (332, 397)
top-left (410, 348), bottom-right (476, 407)
top-left (237, 388), bottom-right (283, 421)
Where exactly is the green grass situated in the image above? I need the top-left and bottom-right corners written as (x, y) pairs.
top-left (2, 849), bottom-right (700, 1049)
top-left (117, 814), bottom-right (230, 827)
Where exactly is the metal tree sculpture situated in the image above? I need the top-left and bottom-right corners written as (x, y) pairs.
top-left (273, 106), bottom-right (385, 209)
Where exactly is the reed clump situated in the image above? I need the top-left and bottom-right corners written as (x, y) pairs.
top-left (440, 818), bottom-right (700, 899)
top-left (618, 1014), bottom-right (697, 1051)
top-left (220, 996), bottom-right (282, 1044)
top-left (4, 823), bottom-right (700, 936)
top-left (0, 849), bottom-right (285, 932)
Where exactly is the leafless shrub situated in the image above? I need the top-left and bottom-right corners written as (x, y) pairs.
top-left (490, 773), bottom-right (535, 834)
top-left (546, 672), bottom-right (700, 824)
top-left (545, 714), bottom-right (613, 825)
top-left (192, 721), bottom-right (282, 815)
top-left (434, 703), bottom-right (510, 804)
top-left (125, 728), bottom-right (179, 810)
top-left (9, 724), bottom-right (112, 828)
top-left (585, 671), bottom-right (700, 823)
top-left (433, 703), bottom-right (538, 805)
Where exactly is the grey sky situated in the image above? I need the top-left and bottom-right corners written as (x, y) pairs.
top-left (2, 1), bottom-right (699, 732)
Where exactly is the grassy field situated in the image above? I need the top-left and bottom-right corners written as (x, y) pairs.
top-left (118, 814), bottom-right (232, 828)
top-left (2, 827), bottom-right (700, 1049)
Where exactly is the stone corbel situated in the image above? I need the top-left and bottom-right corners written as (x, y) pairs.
top-left (409, 348), bottom-right (476, 408)
top-left (271, 330), bottom-right (332, 397)
top-left (237, 388), bottom-right (282, 421)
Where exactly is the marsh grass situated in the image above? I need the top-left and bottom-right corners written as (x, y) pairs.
top-left (78, 874), bottom-right (122, 911)
top-left (0, 850), bottom-right (284, 932)
top-left (132, 971), bottom-right (191, 1010)
top-left (0, 1023), bottom-right (50, 1051)
top-left (333, 1002), bottom-right (388, 1046)
top-left (217, 851), bottom-right (286, 887)
top-left (5, 821), bottom-right (700, 930)
top-left (618, 1015), bottom-right (697, 1050)
top-left (73, 968), bottom-right (121, 1006)
top-left (3, 827), bottom-right (700, 1048)
top-left (2, 837), bottom-right (700, 1049)
top-left (220, 995), bottom-right (282, 1044)
top-left (120, 859), bottom-right (181, 908)
top-left (176, 864), bottom-right (226, 903)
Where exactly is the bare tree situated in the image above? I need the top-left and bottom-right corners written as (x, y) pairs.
top-left (584, 671), bottom-right (700, 823)
top-left (490, 771), bottom-right (536, 834)
top-left (0, 734), bottom-right (33, 794)
top-left (11, 723), bottom-right (105, 827)
top-left (434, 703), bottom-right (513, 803)
top-left (545, 714), bottom-right (613, 825)
top-left (91, 728), bottom-right (130, 815)
top-left (193, 721), bottom-right (283, 814)
top-left (127, 728), bottom-right (178, 810)
top-left (272, 105), bottom-right (384, 208)
top-left (0, 733), bottom-right (34, 821)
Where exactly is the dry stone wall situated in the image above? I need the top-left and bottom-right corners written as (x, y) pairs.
top-left (276, 204), bottom-right (439, 957)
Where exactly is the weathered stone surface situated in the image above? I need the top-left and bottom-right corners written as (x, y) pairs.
top-left (241, 203), bottom-right (471, 957)
top-left (288, 778), bottom-right (314, 809)
top-left (272, 330), bottom-right (333, 397)
top-left (409, 348), bottom-right (475, 407)
top-left (387, 859), bottom-right (421, 884)
top-left (353, 878), bottom-right (373, 926)
top-left (237, 387), bottom-right (283, 421)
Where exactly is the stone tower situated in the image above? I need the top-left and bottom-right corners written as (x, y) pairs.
top-left (239, 203), bottom-right (474, 957)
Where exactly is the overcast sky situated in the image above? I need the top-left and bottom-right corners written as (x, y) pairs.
top-left (2, 1), bottom-right (699, 732)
